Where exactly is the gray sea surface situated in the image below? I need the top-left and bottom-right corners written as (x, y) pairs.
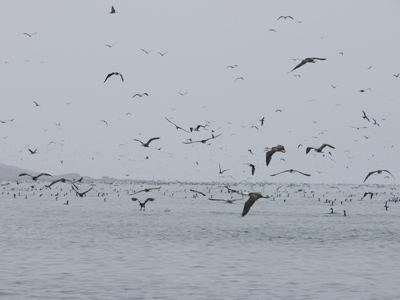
top-left (1, 181), bottom-right (400, 299)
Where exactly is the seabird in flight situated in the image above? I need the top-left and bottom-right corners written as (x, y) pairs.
top-left (133, 137), bottom-right (160, 147)
top-left (288, 57), bottom-right (326, 73)
top-left (109, 6), bottom-right (117, 14)
top-left (19, 173), bottom-right (52, 181)
top-left (363, 170), bottom-right (395, 183)
top-left (246, 163), bottom-right (256, 176)
top-left (132, 93), bottom-right (149, 98)
top-left (270, 169), bottom-right (311, 177)
top-left (182, 133), bottom-right (222, 144)
top-left (277, 16), bottom-right (294, 20)
top-left (165, 117), bottom-right (191, 133)
top-left (130, 187), bottom-right (161, 195)
top-left (306, 144), bottom-right (335, 154)
top-left (23, 32), bottom-right (37, 37)
top-left (219, 164), bottom-right (229, 174)
top-left (131, 197), bottom-right (155, 211)
top-left (265, 145), bottom-right (286, 166)
top-left (104, 72), bottom-right (124, 83)
top-left (242, 192), bottom-right (269, 217)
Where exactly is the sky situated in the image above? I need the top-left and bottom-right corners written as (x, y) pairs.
top-left (0, 1), bottom-right (399, 184)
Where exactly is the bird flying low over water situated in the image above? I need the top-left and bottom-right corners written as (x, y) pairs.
top-left (363, 170), bottom-right (395, 183)
top-left (219, 164), bottom-right (229, 174)
top-left (104, 72), bottom-right (124, 83)
top-left (131, 197), bottom-right (154, 211)
top-left (270, 169), bottom-right (311, 177)
top-left (246, 163), bottom-right (256, 176)
top-left (190, 189), bottom-right (206, 196)
top-left (45, 178), bottom-right (79, 190)
top-left (208, 198), bottom-right (243, 203)
top-left (306, 144), bottom-right (335, 154)
top-left (133, 137), bottom-right (160, 147)
top-left (242, 192), bottom-right (269, 217)
top-left (72, 186), bottom-right (93, 197)
top-left (288, 57), bottom-right (326, 73)
top-left (19, 173), bottom-right (52, 181)
top-left (130, 187), bottom-right (161, 195)
top-left (265, 145), bottom-right (286, 166)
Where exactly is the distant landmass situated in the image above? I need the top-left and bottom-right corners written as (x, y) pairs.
top-left (0, 162), bottom-right (147, 183)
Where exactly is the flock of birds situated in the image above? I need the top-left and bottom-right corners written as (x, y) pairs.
top-left (3, 7), bottom-right (398, 195)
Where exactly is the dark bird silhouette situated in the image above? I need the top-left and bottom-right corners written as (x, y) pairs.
top-left (277, 16), bottom-right (293, 20)
top-left (226, 65), bottom-right (237, 69)
top-left (130, 187), bottom-right (161, 195)
top-left (372, 118), bottom-right (380, 127)
top-left (33, 101), bottom-right (40, 107)
top-left (384, 202), bottom-right (389, 211)
top-left (364, 170), bottom-right (395, 183)
top-left (208, 198), bottom-right (243, 203)
top-left (19, 173), bottom-right (52, 181)
top-left (190, 189), bottom-right (206, 196)
top-left (306, 144), bottom-right (335, 154)
top-left (157, 51), bottom-right (168, 56)
top-left (182, 133), bottom-right (222, 144)
top-left (104, 72), bottom-right (124, 83)
top-left (133, 137), bottom-right (160, 147)
top-left (362, 192), bottom-right (374, 199)
top-left (242, 192), bottom-right (269, 217)
top-left (72, 186), bottom-right (93, 197)
top-left (140, 48), bottom-right (153, 54)
top-left (45, 178), bottom-right (79, 190)
top-left (393, 73), bottom-right (399, 78)
top-left (350, 126), bottom-right (367, 130)
top-left (131, 197), bottom-right (154, 211)
top-left (270, 169), bottom-right (311, 177)
top-left (259, 117), bottom-right (265, 126)
top-left (165, 117), bottom-right (191, 133)
top-left (219, 163), bottom-right (229, 174)
top-left (23, 32), bottom-right (37, 37)
top-left (190, 124), bottom-right (208, 132)
top-left (362, 110), bottom-right (370, 122)
top-left (178, 92), bottom-right (188, 96)
top-left (132, 93), bottom-right (149, 98)
top-left (100, 120), bottom-right (108, 126)
top-left (288, 57), bottom-right (326, 73)
top-left (247, 163), bottom-right (256, 176)
top-left (104, 42), bottom-right (117, 48)
top-left (265, 145), bottom-right (286, 166)
top-left (109, 6), bottom-right (117, 14)
top-left (28, 148), bottom-right (37, 154)
top-left (235, 77), bottom-right (244, 81)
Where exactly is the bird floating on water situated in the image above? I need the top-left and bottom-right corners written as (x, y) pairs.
top-left (242, 192), bottom-right (269, 217)
top-left (288, 57), bottom-right (326, 73)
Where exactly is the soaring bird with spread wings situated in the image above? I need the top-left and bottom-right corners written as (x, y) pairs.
top-left (288, 57), bottom-right (326, 73)
top-left (242, 193), bottom-right (269, 217)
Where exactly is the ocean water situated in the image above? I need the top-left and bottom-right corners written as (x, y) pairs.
top-left (1, 181), bottom-right (399, 299)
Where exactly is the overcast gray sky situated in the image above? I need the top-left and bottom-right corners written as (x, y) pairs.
top-left (1, 1), bottom-right (399, 184)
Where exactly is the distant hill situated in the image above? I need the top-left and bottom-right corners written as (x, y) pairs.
top-left (0, 163), bottom-right (38, 180)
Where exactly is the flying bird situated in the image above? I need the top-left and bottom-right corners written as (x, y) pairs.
top-left (362, 110), bottom-right (370, 122)
top-left (265, 145), bottom-right (286, 166)
top-left (208, 198), bottom-right (243, 203)
top-left (132, 93), bottom-right (149, 98)
top-left (363, 170), bottom-right (395, 183)
top-left (306, 144), bottom-right (335, 154)
top-left (182, 133), bottom-right (222, 144)
top-left (165, 117), bottom-right (191, 133)
top-left (140, 48), bottom-right (153, 54)
top-left (100, 120), bottom-right (108, 126)
top-left (190, 189), bottom-right (206, 197)
top-left (277, 16), bottom-right (294, 20)
top-left (133, 137), bottom-right (160, 147)
top-left (362, 192), bottom-right (374, 199)
top-left (219, 164), bottom-right (229, 174)
top-left (130, 187), bottom-right (161, 195)
top-left (104, 72), bottom-right (124, 83)
top-left (226, 65), bottom-right (237, 69)
top-left (270, 169), bottom-right (311, 177)
top-left (28, 148), bottom-right (37, 154)
top-left (247, 163), bottom-right (256, 176)
top-left (45, 178), bottom-right (79, 190)
top-left (109, 6), bottom-right (117, 14)
top-left (23, 32), bottom-right (37, 37)
top-left (259, 117), bottom-right (265, 126)
top-left (288, 57), bottom-right (326, 73)
top-left (72, 186), bottom-right (93, 197)
top-left (33, 101), bottom-right (40, 107)
top-left (104, 43), bottom-right (117, 48)
top-left (242, 192), bottom-right (269, 217)
top-left (131, 197), bottom-right (155, 211)
top-left (19, 173), bottom-right (52, 181)
top-left (157, 51), bottom-right (168, 56)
